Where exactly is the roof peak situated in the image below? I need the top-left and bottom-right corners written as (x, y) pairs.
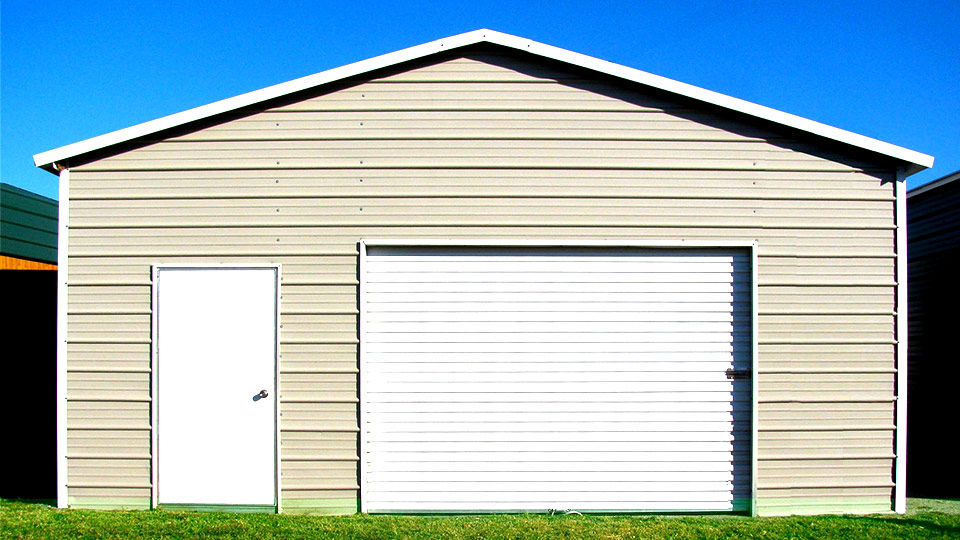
top-left (34, 28), bottom-right (933, 175)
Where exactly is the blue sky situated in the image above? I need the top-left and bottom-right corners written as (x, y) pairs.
top-left (2, 0), bottom-right (958, 200)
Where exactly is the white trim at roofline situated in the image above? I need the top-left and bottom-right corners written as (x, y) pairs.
top-left (34, 29), bottom-right (932, 175)
top-left (907, 169), bottom-right (960, 198)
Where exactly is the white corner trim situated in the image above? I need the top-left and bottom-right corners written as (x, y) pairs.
top-left (894, 170), bottom-right (908, 514)
top-left (56, 168), bottom-right (70, 508)
top-left (34, 29), bottom-right (932, 174)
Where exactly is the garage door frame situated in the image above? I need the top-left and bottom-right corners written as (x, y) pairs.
top-left (359, 240), bottom-right (758, 515)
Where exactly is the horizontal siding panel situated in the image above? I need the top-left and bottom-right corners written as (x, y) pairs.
top-left (177, 112), bottom-right (777, 141)
top-left (68, 430), bottom-right (150, 459)
top-left (757, 446), bottom-right (894, 460)
top-left (757, 486), bottom-right (893, 498)
top-left (70, 458), bottom-right (151, 479)
top-left (67, 372), bottom-right (149, 401)
top-left (69, 401), bottom-right (150, 430)
top-left (758, 403), bottom-right (893, 427)
top-left (68, 486), bottom-right (152, 499)
top-left (68, 342), bottom-right (151, 368)
top-left (69, 170), bottom-right (892, 201)
top-left (760, 458), bottom-right (891, 475)
top-left (69, 197), bottom-right (891, 220)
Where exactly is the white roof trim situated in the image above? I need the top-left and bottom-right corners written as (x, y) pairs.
top-left (34, 28), bottom-right (933, 175)
top-left (907, 169), bottom-right (960, 198)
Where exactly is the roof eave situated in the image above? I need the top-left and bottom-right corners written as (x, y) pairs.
top-left (34, 28), bottom-right (933, 176)
top-left (907, 169), bottom-right (960, 198)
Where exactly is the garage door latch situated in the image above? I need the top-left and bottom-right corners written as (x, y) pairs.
top-left (725, 368), bottom-right (752, 380)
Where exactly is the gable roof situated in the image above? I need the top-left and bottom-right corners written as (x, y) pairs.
top-left (34, 29), bottom-right (934, 176)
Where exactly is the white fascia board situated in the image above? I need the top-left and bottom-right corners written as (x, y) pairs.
top-left (34, 29), bottom-right (933, 175)
top-left (907, 169), bottom-right (960, 198)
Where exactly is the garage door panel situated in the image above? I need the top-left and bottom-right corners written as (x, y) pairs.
top-left (361, 245), bottom-right (752, 513)
top-left (364, 369), bottom-right (744, 383)
top-left (365, 391), bottom-right (753, 403)
top-left (366, 310), bottom-right (739, 322)
top-left (366, 291), bottom-right (749, 303)
top-left (366, 428), bottom-right (743, 442)
top-left (364, 400), bottom-right (744, 414)
top-left (364, 341), bottom-right (747, 353)
top-left (369, 460), bottom-right (742, 473)
top-left (368, 500), bottom-right (749, 512)
top-left (368, 470), bottom-right (739, 483)
top-left (369, 301), bottom-right (751, 313)
top-left (364, 353), bottom-right (751, 364)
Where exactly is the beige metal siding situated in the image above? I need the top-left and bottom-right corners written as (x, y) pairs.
top-left (65, 50), bottom-right (899, 514)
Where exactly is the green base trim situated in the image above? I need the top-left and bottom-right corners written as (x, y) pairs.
top-left (756, 496), bottom-right (892, 516)
top-left (67, 497), bottom-right (151, 510)
top-left (281, 498), bottom-right (358, 515)
top-left (158, 503), bottom-right (277, 514)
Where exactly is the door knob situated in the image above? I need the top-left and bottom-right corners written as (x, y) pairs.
top-left (253, 389), bottom-right (269, 401)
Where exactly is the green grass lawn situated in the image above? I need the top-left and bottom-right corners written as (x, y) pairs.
top-left (3, 499), bottom-right (960, 539)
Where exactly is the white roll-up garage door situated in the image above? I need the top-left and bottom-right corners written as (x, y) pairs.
top-left (360, 244), bottom-right (753, 513)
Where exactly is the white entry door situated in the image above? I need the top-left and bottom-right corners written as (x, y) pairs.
top-left (155, 267), bottom-right (278, 507)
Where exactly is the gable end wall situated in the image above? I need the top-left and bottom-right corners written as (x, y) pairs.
top-left (63, 52), bottom-right (900, 516)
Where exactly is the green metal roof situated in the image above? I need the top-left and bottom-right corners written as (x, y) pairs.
top-left (1, 183), bottom-right (58, 265)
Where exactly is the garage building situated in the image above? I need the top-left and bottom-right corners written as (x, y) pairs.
top-left (34, 29), bottom-right (933, 516)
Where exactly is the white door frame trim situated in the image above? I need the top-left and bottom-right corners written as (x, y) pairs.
top-left (150, 263), bottom-right (282, 510)
top-left (359, 239), bottom-right (758, 515)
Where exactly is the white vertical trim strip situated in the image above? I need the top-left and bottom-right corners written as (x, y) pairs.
top-left (750, 242), bottom-right (759, 517)
top-left (894, 170), bottom-right (908, 514)
top-left (56, 168), bottom-right (70, 509)
top-left (150, 266), bottom-right (160, 508)
top-left (358, 241), bottom-right (370, 513)
top-left (274, 265), bottom-right (282, 513)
